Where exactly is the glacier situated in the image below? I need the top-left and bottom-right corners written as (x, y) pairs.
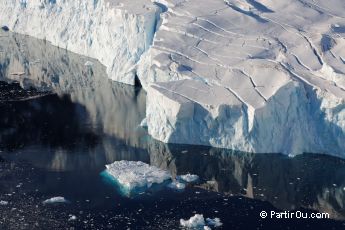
top-left (1, 0), bottom-right (345, 155)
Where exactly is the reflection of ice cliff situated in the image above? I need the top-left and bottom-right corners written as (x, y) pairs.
top-left (0, 31), bottom-right (146, 149)
top-left (148, 142), bottom-right (345, 220)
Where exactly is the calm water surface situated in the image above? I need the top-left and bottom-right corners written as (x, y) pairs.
top-left (0, 31), bottom-right (345, 229)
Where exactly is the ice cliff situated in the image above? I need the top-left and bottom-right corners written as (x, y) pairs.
top-left (1, 0), bottom-right (345, 155)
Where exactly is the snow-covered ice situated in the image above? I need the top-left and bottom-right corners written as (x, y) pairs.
top-left (140, 0), bottom-right (345, 156)
top-left (1, 0), bottom-right (345, 156)
top-left (42, 197), bottom-right (69, 204)
top-left (103, 161), bottom-right (171, 195)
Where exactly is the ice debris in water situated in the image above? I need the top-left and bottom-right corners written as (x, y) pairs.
top-left (206, 218), bottom-right (223, 227)
top-left (180, 214), bottom-right (205, 228)
top-left (68, 215), bottom-right (77, 221)
top-left (167, 181), bottom-right (186, 190)
top-left (42, 197), bottom-right (69, 204)
top-left (177, 173), bottom-right (199, 183)
top-left (180, 214), bottom-right (223, 229)
top-left (104, 161), bottom-right (171, 195)
top-left (0, 200), bottom-right (9, 205)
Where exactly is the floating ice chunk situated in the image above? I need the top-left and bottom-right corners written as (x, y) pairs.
top-left (0, 200), bottom-right (8, 205)
top-left (180, 214), bottom-right (223, 229)
top-left (103, 161), bottom-right (171, 196)
top-left (180, 214), bottom-right (206, 229)
top-left (206, 218), bottom-right (223, 227)
top-left (42, 197), bottom-right (69, 204)
top-left (167, 181), bottom-right (186, 190)
top-left (68, 215), bottom-right (77, 221)
top-left (177, 174), bottom-right (199, 183)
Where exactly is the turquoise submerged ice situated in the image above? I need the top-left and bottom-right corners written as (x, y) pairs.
top-left (104, 161), bottom-right (172, 196)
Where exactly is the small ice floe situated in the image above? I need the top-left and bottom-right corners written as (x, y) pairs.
top-left (206, 218), bottom-right (223, 227)
top-left (42, 197), bottom-right (69, 204)
top-left (180, 214), bottom-right (205, 229)
top-left (167, 181), bottom-right (186, 190)
top-left (0, 200), bottom-right (9, 206)
top-left (84, 61), bottom-right (94, 66)
top-left (181, 150), bottom-right (188, 154)
top-left (180, 214), bottom-right (223, 229)
top-left (102, 161), bottom-right (171, 196)
top-left (68, 215), bottom-right (77, 221)
top-left (177, 173), bottom-right (199, 183)
top-left (139, 118), bottom-right (147, 128)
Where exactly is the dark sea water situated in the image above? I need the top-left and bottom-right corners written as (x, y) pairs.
top-left (1, 31), bottom-right (345, 230)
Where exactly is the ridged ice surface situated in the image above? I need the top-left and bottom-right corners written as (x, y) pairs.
top-left (139, 0), bottom-right (345, 155)
top-left (1, 0), bottom-right (345, 155)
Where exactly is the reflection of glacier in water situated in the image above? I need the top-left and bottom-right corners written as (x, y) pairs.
top-left (0, 31), bottom-right (345, 221)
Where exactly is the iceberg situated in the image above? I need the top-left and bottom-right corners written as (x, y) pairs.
top-left (1, 0), bottom-right (345, 156)
top-left (103, 161), bottom-right (171, 196)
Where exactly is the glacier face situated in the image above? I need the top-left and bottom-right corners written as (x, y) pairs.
top-left (1, 0), bottom-right (345, 156)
